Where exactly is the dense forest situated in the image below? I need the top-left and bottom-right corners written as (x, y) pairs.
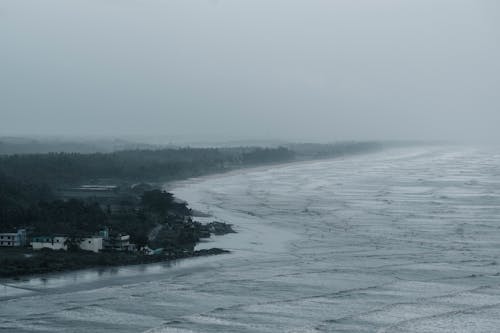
top-left (0, 184), bottom-right (198, 246)
top-left (0, 147), bottom-right (296, 185)
top-left (0, 147), bottom-right (294, 241)
top-left (0, 142), bottom-right (383, 276)
top-left (0, 143), bottom-right (381, 243)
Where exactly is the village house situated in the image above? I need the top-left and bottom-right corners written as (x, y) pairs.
top-left (31, 235), bottom-right (105, 253)
top-left (0, 229), bottom-right (27, 247)
top-left (31, 236), bottom-right (68, 251)
top-left (98, 227), bottom-right (135, 251)
top-left (78, 236), bottom-right (104, 253)
top-left (104, 234), bottom-right (135, 251)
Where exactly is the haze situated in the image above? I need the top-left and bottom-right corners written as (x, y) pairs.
top-left (1, 0), bottom-right (499, 143)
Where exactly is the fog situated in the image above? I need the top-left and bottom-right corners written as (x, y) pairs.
top-left (1, 0), bottom-right (499, 143)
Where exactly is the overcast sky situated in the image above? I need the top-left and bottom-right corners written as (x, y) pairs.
top-left (1, 0), bottom-right (499, 143)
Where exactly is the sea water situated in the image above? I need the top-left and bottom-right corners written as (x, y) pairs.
top-left (2, 146), bottom-right (500, 332)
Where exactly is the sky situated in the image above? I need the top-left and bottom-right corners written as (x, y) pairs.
top-left (1, 0), bottom-right (499, 143)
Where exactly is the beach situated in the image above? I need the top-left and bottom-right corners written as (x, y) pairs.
top-left (2, 145), bottom-right (500, 332)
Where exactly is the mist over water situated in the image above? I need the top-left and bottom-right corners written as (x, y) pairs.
top-left (3, 145), bottom-right (500, 332)
top-left (1, 0), bottom-right (500, 331)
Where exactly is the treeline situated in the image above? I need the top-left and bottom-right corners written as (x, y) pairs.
top-left (0, 143), bottom-right (382, 186)
top-left (0, 179), bottom-right (106, 237)
top-left (0, 146), bottom-right (294, 245)
top-left (12, 199), bottom-right (106, 236)
top-left (0, 177), bottom-right (108, 237)
top-left (0, 173), bottom-right (54, 231)
top-left (0, 147), bottom-right (295, 186)
top-left (0, 142), bottom-right (381, 241)
top-left (0, 185), bottom-right (191, 248)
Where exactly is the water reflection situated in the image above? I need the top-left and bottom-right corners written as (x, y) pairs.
top-left (4, 147), bottom-right (500, 333)
top-left (1, 253), bottom-right (230, 300)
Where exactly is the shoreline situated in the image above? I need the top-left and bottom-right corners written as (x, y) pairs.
top-left (0, 157), bottom-right (316, 281)
top-left (163, 149), bottom-right (387, 192)
top-left (0, 146), bottom-right (391, 281)
top-left (0, 247), bottom-right (230, 280)
top-left (0, 250), bottom-right (237, 302)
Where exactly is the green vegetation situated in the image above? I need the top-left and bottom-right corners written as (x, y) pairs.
top-left (0, 147), bottom-right (295, 185)
top-left (0, 185), bottom-right (233, 277)
top-left (0, 143), bottom-right (381, 277)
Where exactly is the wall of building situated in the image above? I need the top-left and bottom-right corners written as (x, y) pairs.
top-left (79, 237), bottom-right (103, 253)
top-left (0, 229), bottom-right (27, 247)
top-left (31, 237), bottom-right (68, 251)
top-left (0, 233), bottom-right (16, 246)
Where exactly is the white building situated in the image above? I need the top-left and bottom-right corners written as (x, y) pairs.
top-left (0, 229), bottom-right (27, 247)
top-left (31, 236), bottom-right (104, 253)
top-left (79, 237), bottom-right (103, 253)
top-left (31, 236), bottom-right (68, 251)
top-left (105, 234), bottom-right (131, 251)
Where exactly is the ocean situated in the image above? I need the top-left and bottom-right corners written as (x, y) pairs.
top-left (2, 145), bottom-right (500, 332)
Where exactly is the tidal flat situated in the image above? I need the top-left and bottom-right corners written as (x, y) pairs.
top-left (2, 145), bottom-right (500, 332)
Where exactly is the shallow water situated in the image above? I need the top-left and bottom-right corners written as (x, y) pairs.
top-left (2, 146), bottom-right (500, 332)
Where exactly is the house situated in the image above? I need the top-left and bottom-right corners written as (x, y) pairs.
top-left (104, 234), bottom-right (131, 251)
top-left (0, 229), bottom-right (27, 247)
top-left (30, 227), bottom-right (132, 253)
top-left (79, 236), bottom-right (103, 253)
top-left (99, 227), bottom-right (132, 251)
top-left (31, 236), bottom-right (68, 251)
top-left (31, 236), bottom-right (104, 253)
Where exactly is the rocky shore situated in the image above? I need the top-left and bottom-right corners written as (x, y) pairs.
top-left (0, 211), bottom-right (236, 278)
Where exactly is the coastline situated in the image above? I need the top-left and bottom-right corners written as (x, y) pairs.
top-left (169, 166), bottom-right (302, 257)
top-left (0, 155), bottom-right (308, 291)
top-left (0, 247), bottom-right (229, 279)
top-left (0, 146), bottom-right (389, 280)
top-left (163, 151), bottom-right (383, 192)
top-left (0, 192), bottom-right (237, 279)
top-left (0, 156), bottom-right (315, 280)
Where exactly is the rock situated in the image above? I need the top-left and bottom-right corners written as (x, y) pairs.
top-left (206, 221), bottom-right (236, 235)
top-left (194, 248), bottom-right (230, 256)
